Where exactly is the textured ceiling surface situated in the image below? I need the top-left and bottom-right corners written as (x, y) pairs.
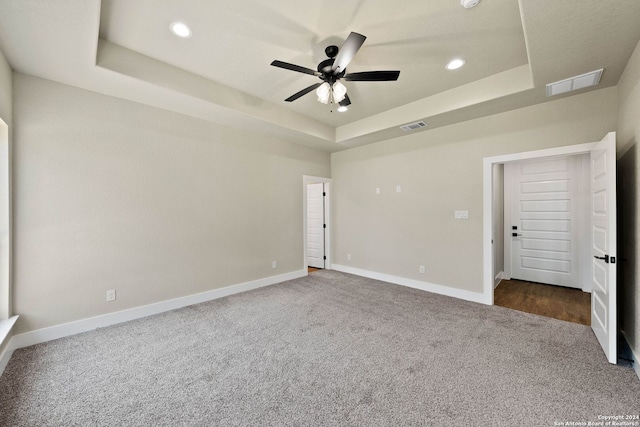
top-left (1, 0), bottom-right (640, 152)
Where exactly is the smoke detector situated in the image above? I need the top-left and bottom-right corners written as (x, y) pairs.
top-left (461, 0), bottom-right (480, 9)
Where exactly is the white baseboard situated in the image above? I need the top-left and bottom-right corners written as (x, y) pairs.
top-left (494, 271), bottom-right (504, 289)
top-left (1, 269), bottom-right (306, 377)
top-left (0, 337), bottom-right (16, 377)
top-left (0, 315), bottom-right (18, 346)
top-left (621, 330), bottom-right (640, 381)
top-left (332, 264), bottom-right (488, 305)
top-left (0, 315), bottom-right (19, 376)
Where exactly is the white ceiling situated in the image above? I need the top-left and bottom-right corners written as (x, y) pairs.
top-left (1, 0), bottom-right (639, 152)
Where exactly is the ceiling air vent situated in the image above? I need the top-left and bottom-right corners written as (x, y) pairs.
top-left (400, 121), bottom-right (427, 132)
top-left (546, 69), bottom-right (603, 97)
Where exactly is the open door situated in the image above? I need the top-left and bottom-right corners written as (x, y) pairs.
top-left (306, 183), bottom-right (325, 269)
top-left (590, 132), bottom-right (617, 364)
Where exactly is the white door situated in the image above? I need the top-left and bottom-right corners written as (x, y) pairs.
top-left (306, 183), bottom-right (325, 268)
top-left (507, 156), bottom-right (582, 288)
top-left (590, 132), bottom-right (617, 364)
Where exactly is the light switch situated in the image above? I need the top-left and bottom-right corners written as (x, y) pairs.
top-left (454, 210), bottom-right (469, 219)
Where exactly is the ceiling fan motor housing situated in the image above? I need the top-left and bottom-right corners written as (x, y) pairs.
top-left (318, 58), bottom-right (335, 75)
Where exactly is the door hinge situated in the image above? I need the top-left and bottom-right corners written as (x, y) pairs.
top-left (323, 224), bottom-right (326, 229)
top-left (323, 256), bottom-right (326, 260)
top-left (323, 192), bottom-right (326, 196)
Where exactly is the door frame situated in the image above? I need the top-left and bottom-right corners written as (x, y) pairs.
top-left (482, 141), bottom-right (599, 305)
top-left (303, 175), bottom-right (332, 272)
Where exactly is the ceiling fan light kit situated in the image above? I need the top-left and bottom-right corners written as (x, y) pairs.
top-left (270, 32), bottom-right (400, 110)
top-left (332, 81), bottom-right (347, 102)
top-left (316, 82), bottom-right (331, 104)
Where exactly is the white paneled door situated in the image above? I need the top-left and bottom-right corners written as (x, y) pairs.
top-left (507, 156), bottom-right (582, 288)
top-left (590, 132), bottom-right (617, 364)
top-left (306, 183), bottom-right (325, 269)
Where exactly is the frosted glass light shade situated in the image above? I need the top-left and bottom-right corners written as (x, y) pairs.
top-left (332, 81), bottom-right (347, 103)
top-left (316, 82), bottom-right (331, 104)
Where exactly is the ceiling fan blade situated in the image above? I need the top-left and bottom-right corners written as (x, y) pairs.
top-left (344, 70), bottom-right (400, 81)
top-left (284, 83), bottom-right (322, 102)
top-left (332, 32), bottom-right (366, 74)
top-left (339, 93), bottom-right (351, 107)
top-left (271, 60), bottom-right (321, 77)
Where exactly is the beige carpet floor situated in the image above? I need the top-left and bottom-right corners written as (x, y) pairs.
top-left (1, 270), bottom-right (639, 426)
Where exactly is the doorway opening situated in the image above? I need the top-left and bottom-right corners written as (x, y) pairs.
top-left (483, 142), bottom-right (599, 303)
top-left (303, 176), bottom-right (331, 275)
top-left (495, 154), bottom-right (592, 325)
top-left (483, 133), bottom-right (618, 363)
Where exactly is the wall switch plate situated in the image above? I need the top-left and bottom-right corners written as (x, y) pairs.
top-left (272, 261), bottom-right (277, 269)
top-left (375, 188), bottom-right (381, 194)
top-left (396, 185), bottom-right (402, 193)
top-left (454, 210), bottom-right (469, 219)
top-left (347, 254), bottom-right (352, 261)
top-left (106, 289), bottom-right (116, 302)
top-left (419, 265), bottom-right (425, 274)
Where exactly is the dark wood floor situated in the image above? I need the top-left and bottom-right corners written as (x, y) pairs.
top-left (494, 279), bottom-right (591, 325)
top-left (309, 268), bottom-right (589, 324)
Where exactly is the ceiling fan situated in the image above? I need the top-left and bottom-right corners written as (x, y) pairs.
top-left (270, 32), bottom-right (400, 110)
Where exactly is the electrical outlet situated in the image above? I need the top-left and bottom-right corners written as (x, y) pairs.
top-left (375, 187), bottom-right (381, 194)
top-left (347, 254), bottom-right (352, 261)
top-left (419, 265), bottom-right (425, 274)
top-left (106, 289), bottom-right (116, 302)
top-left (396, 185), bottom-right (402, 193)
top-left (272, 260), bottom-right (277, 269)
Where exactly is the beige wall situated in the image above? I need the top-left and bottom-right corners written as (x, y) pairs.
top-left (331, 87), bottom-right (617, 294)
top-left (12, 74), bottom-right (330, 334)
top-left (618, 39), bottom-right (640, 359)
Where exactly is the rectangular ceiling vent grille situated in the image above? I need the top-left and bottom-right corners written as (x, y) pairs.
top-left (546, 69), bottom-right (603, 97)
top-left (400, 121), bottom-right (427, 132)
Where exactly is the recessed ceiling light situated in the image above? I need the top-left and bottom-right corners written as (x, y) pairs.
top-left (170, 22), bottom-right (192, 38)
top-left (337, 106), bottom-right (348, 112)
top-left (461, 0), bottom-right (480, 9)
top-left (446, 58), bottom-right (466, 70)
